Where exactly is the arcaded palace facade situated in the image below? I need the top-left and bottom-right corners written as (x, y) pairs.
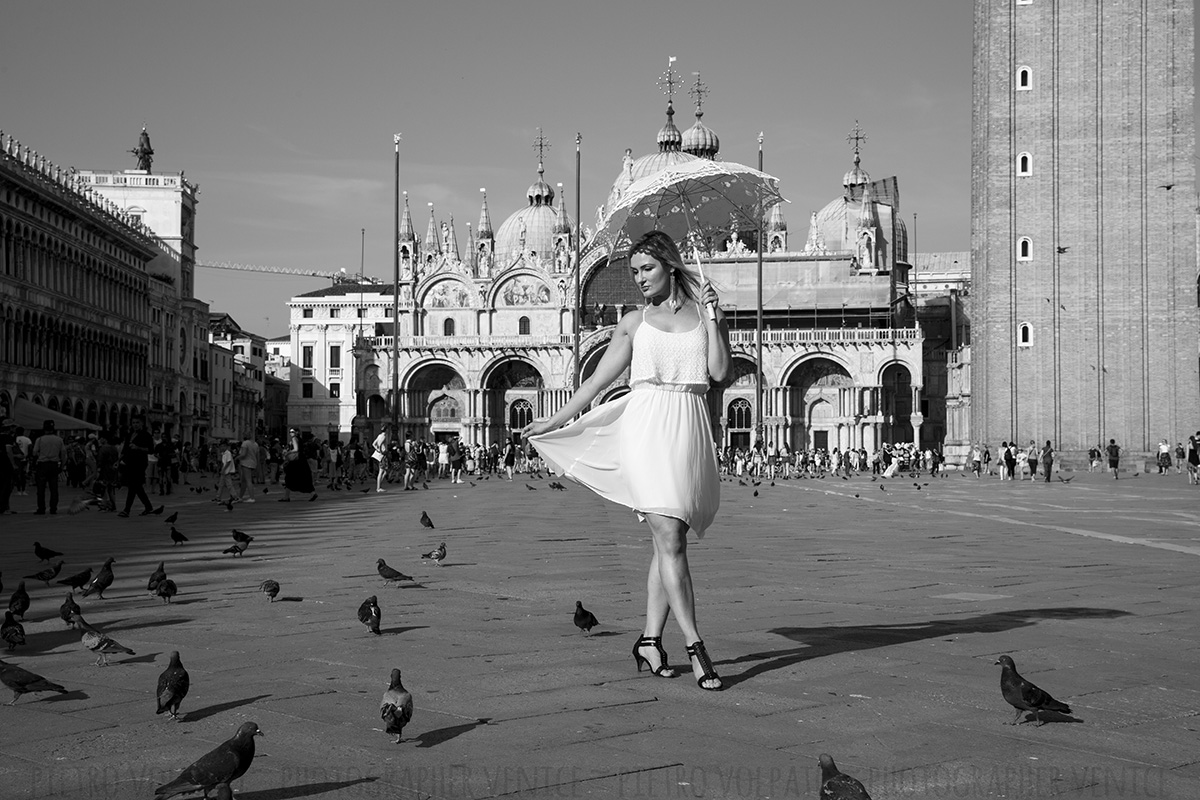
top-left (289, 74), bottom-right (945, 452)
top-left (971, 0), bottom-right (1198, 458)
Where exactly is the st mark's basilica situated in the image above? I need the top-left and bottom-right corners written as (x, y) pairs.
top-left (284, 73), bottom-right (948, 454)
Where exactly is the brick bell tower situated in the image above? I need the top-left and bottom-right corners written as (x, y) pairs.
top-left (971, 0), bottom-right (1198, 461)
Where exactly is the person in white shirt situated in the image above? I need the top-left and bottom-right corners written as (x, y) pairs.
top-left (237, 433), bottom-right (260, 502)
top-left (372, 426), bottom-right (390, 493)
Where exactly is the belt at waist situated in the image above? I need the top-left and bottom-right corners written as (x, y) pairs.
top-left (631, 381), bottom-right (708, 395)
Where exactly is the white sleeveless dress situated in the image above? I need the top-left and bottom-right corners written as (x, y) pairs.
top-left (529, 308), bottom-right (720, 537)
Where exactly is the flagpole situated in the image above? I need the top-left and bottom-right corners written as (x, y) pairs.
top-left (391, 133), bottom-right (401, 434)
top-left (755, 132), bottom-right (765, 451)
top-left (573, 133), bottom-right (582, 392)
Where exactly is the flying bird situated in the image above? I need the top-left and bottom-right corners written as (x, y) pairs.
top-left (9, 582), bottom-right (30, 619)
top-left (75, 619), bottom-right (135, 666)
top-left (156, 579), bottom-right (178, 604)
top-left (60, 594), bottom-right (82, 626)
top-left (380, 668), bottom-right (414, 744)
top-left (358, 596), bottom-right (382, 635)
top-left (24, 562), bottom-right (64, 588)
top-left (1, 611), bottom-right (25, 652)
top-left (57, 568), bottom-right (90, 594)
top-left (33, 541), bottom-right (63, 563)
top-left (376, 559), bottom-right (412, 586)
top-left (222, 541), bottom-right (249, 558)
top-left (573, 601), bottom-right (599, 634)
top-left (0, 659), bottom-right (68, 705)
top-left (996, 655), bottom-right (1073, 726)
top-left (163, 511), bottom-right (179, 524)
top-left (67, 497), bottom-right (99, 515)
top-left (147, 562), bottom-right (167, 595)
top-left (259, 580), bottom-right (280, 602)
top-left (419, 511), bottom-right (435, 529)
top-left (421, 542), bottom-right (447, 566)
top-left (170, 527), bottom-right (188, 545)
top-left (231, 529), bottom-right (254, 544)
top-left (81, 558), bottom-right (116, 599)
top-left (1056, 246), bottom-right (1069, 254)
top-left (156, 651), bottom-right (190, 721)
top-left (1158, 183), bottom-right (1174, 190)
top-left (818, 753), bottom-right (873, 800)
top-left (153, 721), bottom-right (262, 799)
top-left (525, 483), bottom-right (537, 491)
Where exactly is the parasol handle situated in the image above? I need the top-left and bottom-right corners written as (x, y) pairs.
top-left (692, 247), bottom-right (717, 321)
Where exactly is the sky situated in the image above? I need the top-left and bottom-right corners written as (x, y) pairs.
top-left (3, 1), bottom-right (1019, 338)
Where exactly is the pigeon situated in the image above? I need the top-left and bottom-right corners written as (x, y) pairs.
top-left (996, 655), bottom-right (1072, 726)
top-left (358, 596), bottom-right (382, 635)
top-left (753, 490), bottom-right (759, 497)
top-left (376, 559), bottom-right (412, 586)
top-left (419, 511), bottom-right (435, 529)
top-left (421, 542), bottom-right (446, 566)
top-left (222, 541), bottom-right (249, 558)
top-left (422, 481), bottom-right (429, 490)
top-left (231, 529), bottom-right (254, 545)
top-left (75, 619), bottom-right (136, 666)
top-left (1, 611), bottom-right (25, 652)
top-left (67, 612), bottom-right (101, 635)
top-left (549, 481), bottom-right (566, 491)
top-left (147, 562), bottom-right (167, 594)
top-left (525, 484), bottom-right (537, 491)
top-left (59, 594), bottom-right (81, 626)
top-left (156, 579), bottom-right (178, 604)
top-left (0, 659), bottom-right (68, 705)
top-left (164, 512), bottom-right (178, 524)
top-left (361, 488), bottom-right (371, 494)
top-left (153, 721), bottom-right (262, 799)
top-left (150, 505), bottom-right (164, 515)
top-left (170, 526), bottom-right (188, 545)
top-left (81, 558), bottom-right (116, 599)
top-left (1057, 475), bottom-right (1074, 483)
top-left (67, 497), bottom-right (99, 515)
top-left (156, 651), bottom-right (190, 721)
top-left (738, 479), bottom-right (747, 486)
top-left (573, 601), bottom-right (599, 634)
top-left (259, 580), bottom-right (280, 602)
top-left (33, 541), bottom-right (63, 563)
top-left (818, 753), bottom-right (872, 800)
top-left (24, 561), bottom-right (63, 588)
top-left (380, 668), bottom-right (414, 744)
top-left (9, 582), bottom-right (30, 619)
top-left (58, 567), bottom-right (92, 594)
top-left (222, 498), bottom-right (233, 512)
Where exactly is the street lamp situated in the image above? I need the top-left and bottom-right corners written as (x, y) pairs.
top-left (391, 133), bottom-right (401, 433)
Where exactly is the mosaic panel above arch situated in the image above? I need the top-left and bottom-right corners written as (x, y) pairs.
top-left (495, 275), bottom-right (553, 307)
top-left (783, 356), bottom-right (853, 388)
top-left (422, 278), bottom-right (476, 309)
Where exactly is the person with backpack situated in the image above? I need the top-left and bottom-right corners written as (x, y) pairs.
top-left (1106, 439), bottom-right (1122, 479)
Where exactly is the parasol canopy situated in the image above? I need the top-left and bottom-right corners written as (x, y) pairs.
top-left (596, 159), bottom-right (786, 257)
top-left (9, 397), bottom-right (102, 432)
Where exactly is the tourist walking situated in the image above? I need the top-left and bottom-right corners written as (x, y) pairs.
top-left (31, 420), bottom-right (66, 514)
top-left (525, 231), bottom-right (731, 691)
top-left (237, 432), bottom-right (260, 501)
top-left (372, 426), bottom-right (390, 493)
top-left (118, 416), bottom-right (158, 517)
top-left (1106, 439), bottom-right (1122, 479)
top-left (1040, 440), bottom-right (1054, 482)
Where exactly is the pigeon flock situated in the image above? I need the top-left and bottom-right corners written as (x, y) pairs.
top-left (1, 469), bottom-right (1117, 799)
top-left (0, 500), bottom-right (463, 795)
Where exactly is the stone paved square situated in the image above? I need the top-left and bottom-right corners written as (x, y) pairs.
top-left (1, 468), bottom-right (1198, 799)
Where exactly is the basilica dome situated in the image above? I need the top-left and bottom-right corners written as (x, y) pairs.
top-left (605, 101), bottom-right (700, 213)
top-left (494, 165), bottom-right (572, 267)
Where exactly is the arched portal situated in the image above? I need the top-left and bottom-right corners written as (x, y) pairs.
top-left (405, 363), bottom-right (466, 442)
top-left (483, 358), bottom-right (543, 445)
top-left (881, 363), bottom-right (914, 445)
top-left (786, 357), bottom-right (853, 451)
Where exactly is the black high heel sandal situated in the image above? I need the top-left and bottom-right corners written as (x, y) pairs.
top-left (685, 640), bottom-right (724, 691)
top-left (632, 636), bottom-right (678, 678)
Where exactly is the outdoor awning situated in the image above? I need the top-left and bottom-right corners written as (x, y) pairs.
top-left (11, 397), bottom-right (102, 432)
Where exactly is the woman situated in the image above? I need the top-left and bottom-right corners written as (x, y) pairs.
top-left (279, 429), bottom-right (317, 501)
top-left (1187, 434), bottom-right (1200, 485)
top-left (524, 231), bottom-right (731, 691)
top-left (1040, 440), bottom-right (1054, 482)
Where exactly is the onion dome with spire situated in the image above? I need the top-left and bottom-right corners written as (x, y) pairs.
top-left (681, 73), bottom-right (719, 160)
top-left (494, 129), bottom-right (574, 267)
top-left (605, 60), bottom-right (700, 212)
top-left (842, 120), bottom-right (870, 188)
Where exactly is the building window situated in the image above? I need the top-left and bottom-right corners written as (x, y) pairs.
top-left (302, 383), bottom-right (314, 398)
top-left (302, 345), bottom-right (313, 369)
top-left (329, 346), bottom-right (341, 369)
top-left (1017, 237), bottom-right (1033, 261)
top-left (443, 318), bottom-right (455, 336)
top-left (330, 382), bottom-right (340, 398)
top-left (518, 316), bottom-right (531, 336)
top-left (509, 399), bottom-right (533, 430)
top-left (233, 345), bottom-right (244, 355)
top-left (330, 308), bottom-right (340, 318)
top-left (302, 308), bottom-right (313, 318)
top-left (728, 398), bottom-right (753, 429)
top-left (1018, 323), bottom-right (1032, 347)
top-left (357, 308), bottom-right (367, 318)
top-left (1017, 66), bottom-right (1032, 90)
top-left (1017, 152), bottom-right (1032, 176)
top-left (272, 347), bottom-right (280, 355)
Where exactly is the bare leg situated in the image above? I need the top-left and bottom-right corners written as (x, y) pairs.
top-left (644, 513), bottom-right (719, 689)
